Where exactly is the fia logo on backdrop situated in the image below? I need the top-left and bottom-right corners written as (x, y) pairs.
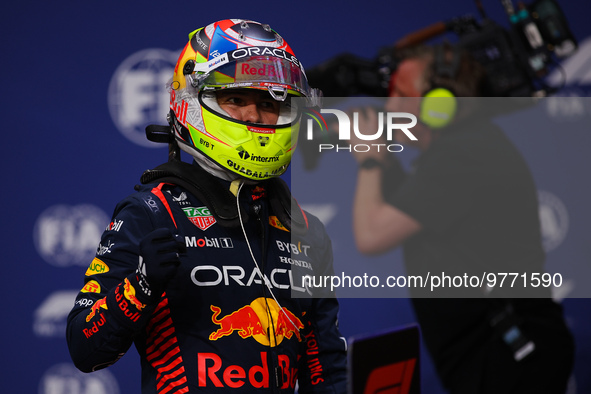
top-left (108, 48), bottom-right (179, 147)
top-left (39, 363), bottom-right (119, 394)
top-left (538, 190), bottom-right (569, 253)
top-left (34, 204), bottom-right (110, 267)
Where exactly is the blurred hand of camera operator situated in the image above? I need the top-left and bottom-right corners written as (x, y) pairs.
top-left (351, 115), bottom-right (422, 254)
top-left (350, 57), bottom-right (431, 254)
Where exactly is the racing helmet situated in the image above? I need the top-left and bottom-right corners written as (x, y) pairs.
top-left (168, 19), bottom-right (320, 180)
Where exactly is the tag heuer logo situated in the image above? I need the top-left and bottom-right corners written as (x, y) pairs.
top-left (182, 206), bottom-right (216, 230)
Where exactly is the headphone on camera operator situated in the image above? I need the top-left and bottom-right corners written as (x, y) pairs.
top-left (393, 42), bottom-right (487, 131)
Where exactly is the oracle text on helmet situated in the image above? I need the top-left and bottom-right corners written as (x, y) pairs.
top-left (230, 47), bottom-right (302, 69)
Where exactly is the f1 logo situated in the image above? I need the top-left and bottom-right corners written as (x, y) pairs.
top-left (363, 358), bottom-right (417, 394)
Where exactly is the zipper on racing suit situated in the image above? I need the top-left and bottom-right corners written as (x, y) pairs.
top-left (252, 199), bottom-right (284, 392)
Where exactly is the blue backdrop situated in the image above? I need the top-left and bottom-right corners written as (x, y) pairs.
top-left (2, 1), bottom-right (590, 393)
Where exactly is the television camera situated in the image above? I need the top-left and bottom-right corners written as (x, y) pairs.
top-left (306, 0), bottom-right (577, 98)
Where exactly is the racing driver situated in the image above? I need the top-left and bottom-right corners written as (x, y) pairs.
top-left (66, 19), bottom-right (347, 394)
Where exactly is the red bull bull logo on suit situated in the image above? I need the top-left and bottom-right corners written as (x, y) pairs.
top-left (209, 297), bottom-right (304, 346)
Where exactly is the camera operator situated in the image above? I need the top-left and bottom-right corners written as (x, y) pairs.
top-left (349, 43), bottom-right (574, 393)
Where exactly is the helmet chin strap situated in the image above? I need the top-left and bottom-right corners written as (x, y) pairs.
top-left (179, 144), bottom-right (242, 182)
top-left (182, 144), bottom-right (262, 186)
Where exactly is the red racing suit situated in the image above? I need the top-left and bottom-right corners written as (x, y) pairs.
top-left (66, 169), bottom-right (347, 394)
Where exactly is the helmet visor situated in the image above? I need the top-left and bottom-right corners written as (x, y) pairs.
top-left (199, 89), bottom-right (301, 128)
top-left (195, 54), bottom-right (311, 97)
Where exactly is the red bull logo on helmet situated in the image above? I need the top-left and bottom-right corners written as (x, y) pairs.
top-left (209, 297), bottom-right (303, 346)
